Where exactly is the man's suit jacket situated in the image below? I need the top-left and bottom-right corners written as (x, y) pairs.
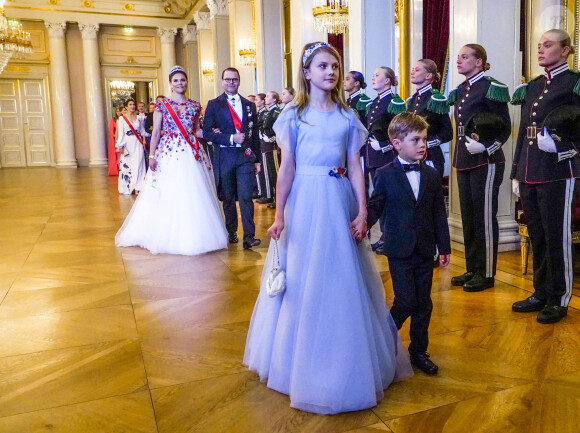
top-left (367, 158), bottom-right (451, 259)
top-left (202, 93), bottom-right (262, 174)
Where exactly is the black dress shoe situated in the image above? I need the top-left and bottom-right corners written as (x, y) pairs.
top-left (256, 197), bottom-right (273, 204)
top-left (512, 295), bottom-right (546, 313)
top-left (537, 305), bottom-right (568, 324)
top-left (450, 271), bottom-right (474, 286)
top-left (228, 233), bottom-right (238, 244)
top-left (463, 273), bottom-right (494, 292)
top-left (371, 239), bottom-right (384, 252)
top-left (410, 352), bottom-right (438, 375)
top-left (243, 237), bottom-right (261, 249)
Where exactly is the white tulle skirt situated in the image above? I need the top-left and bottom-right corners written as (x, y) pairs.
top-left (115, 140), bottom-right (228, 256)
top-left (244, 170), bottom-right (413, 415)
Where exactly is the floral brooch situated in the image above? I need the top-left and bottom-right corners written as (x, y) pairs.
top-left (328, 167), bottom-right (347, 178)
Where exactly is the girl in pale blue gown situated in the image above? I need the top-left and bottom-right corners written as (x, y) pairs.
top-left (244, 42), bottom-right (413, 415)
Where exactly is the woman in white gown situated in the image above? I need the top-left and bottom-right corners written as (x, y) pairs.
top-left (115, 65), bottom-right (228, 255)
top-left (116, 98), bottom-right (146, 194)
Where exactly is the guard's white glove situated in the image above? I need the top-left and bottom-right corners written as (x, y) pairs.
top-left (537, 127), bottom-right (557, 153)
top-left (369, 137), bottom-right (381, 151)
top-left (465, 136), bottom-right (486, 154)
top-left (512, 179), bottom-right (520, 197)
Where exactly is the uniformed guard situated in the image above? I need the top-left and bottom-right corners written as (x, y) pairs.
top-left (255, 93), bottom-right (268, 200)
top-left (511, 29), bottom-right (580, 324)
top-left (364, 66), bottom-right (406, 253)
top-left (344, 70), bottom-right (373, 127)
top-left (449, 44), bottom-right (511, 292)
top-left (256, 91), bottom-right (282, 208)
top-left (408, 59), bottom-right (453, 178)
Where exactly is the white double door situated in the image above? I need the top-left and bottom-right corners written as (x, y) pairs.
top-left (0, 78), bottom-right (52, 167)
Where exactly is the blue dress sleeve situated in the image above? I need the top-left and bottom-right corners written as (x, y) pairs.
top-left (273, 106), bottom-right (298, 154)
top-left (347, 108), bottom-right (368, 157)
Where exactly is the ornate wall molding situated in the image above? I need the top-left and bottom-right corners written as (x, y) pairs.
top-left (45, 21), bottom-right (67, 39)
top-left (182, 24), bottom-right (197, 44)
top-left (194, 11), bottom-right (211, 30)
top-left (207, 0), bottom-right (229, 18)
top-left (157, 27), bottom-right (178, 44)
top-left (79, 23), bottom-right (100, 40)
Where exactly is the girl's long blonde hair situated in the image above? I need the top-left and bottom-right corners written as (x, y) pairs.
top-left (294, 42), bottom-right (348, 121)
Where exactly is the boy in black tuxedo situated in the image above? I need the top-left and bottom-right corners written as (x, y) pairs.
top-left (367, 112), bottom-right (451, 374)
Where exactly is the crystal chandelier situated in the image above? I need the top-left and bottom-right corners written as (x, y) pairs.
top-left (238, 0), bottom-right (256, 67)
top-left (110, 80), bottom-right (135, 106)
top-left (238, 38), bottom-right (256, 67)
top-left (201, 62), bottom-right (215, 80)
top-left (0, 1), bottom-right (33, 73)
top-left (313, 0), bottom-right (349, 34)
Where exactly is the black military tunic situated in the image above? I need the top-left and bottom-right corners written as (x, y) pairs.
top-left (406, 83), bottom-right (453, 177)
top-left (364, 89), bottom-right (398, 171)
top-left (257, 104), bottom-right (281, 201)
top-left (449, 71), bottom-right (511, 280)
top-left (511, 62), bottom-right (580, 307)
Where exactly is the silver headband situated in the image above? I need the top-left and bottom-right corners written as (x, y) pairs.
top-left (302, 42), bottom-right (332, 67)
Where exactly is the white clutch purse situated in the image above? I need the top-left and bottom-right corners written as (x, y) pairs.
top-left (266, 239), bottom-right (286, 297)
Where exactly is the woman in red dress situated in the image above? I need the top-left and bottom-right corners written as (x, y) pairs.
top-left (108, 106), bottom-right (122, 175)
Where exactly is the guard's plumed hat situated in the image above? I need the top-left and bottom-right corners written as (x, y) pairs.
top-left (465, 111), bottom-right (510, 143)
top-left (543, 105), bottom-right (580, 142)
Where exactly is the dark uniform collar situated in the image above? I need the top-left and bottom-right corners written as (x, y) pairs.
top-left (417, 83), bottom-right (432, 95)
top-left (258, 107), bottom-right (267, 114)
top-left (349, 89), bottom-right (362, 99)
top-left (544, 63), bottom-right (569, 80)
top-left (467, 71), bottom-right (485, 86)
top-left (378, 88), bottom-right (392, 100)
top-left (266, 103), bottom-right (277, 111)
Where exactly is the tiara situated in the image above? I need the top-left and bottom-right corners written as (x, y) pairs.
top-left (169, 65), bottom-right (186, 76)
top-left (302, 42), bottom-right (332, 67)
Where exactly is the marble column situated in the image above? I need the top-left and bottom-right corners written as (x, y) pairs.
top-left (158, 27), bottom-right (178, 97)
top-left (255, 0), bottom-right (285, 93)
top-left (208, 0), bottom-right (232, 96)
top-left (45, 21), bottom-right (77, 167)
top-left (135, 81), bottom-right (148, 105)
top-left (228, 0), bottom-right (255, 96)
top-left (288, 0), bottom-right (326, 86)
top-left (348, 0), bottom-right (397, 99)
top-left (182, 24), bottom-right (201, 102)
top-left (194, 11), bottom-right (215, 106)
top-left (447, 0), bottom-right (521, 251)
top-left (79, 23), bottom-right (107, 167)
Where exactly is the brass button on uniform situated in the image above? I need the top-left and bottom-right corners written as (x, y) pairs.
top-left (529, 141), bottom-right (533, 145)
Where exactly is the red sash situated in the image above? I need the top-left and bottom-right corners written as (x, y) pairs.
top-left (226, 99), bottom-right (243, 132)
top-left (161, 99), bottom-right (209, 169)
top-left (122, 115), bottom-right (144, 149)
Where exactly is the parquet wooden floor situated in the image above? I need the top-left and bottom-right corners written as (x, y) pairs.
top-left (1, 167), bottom-right (579, 433)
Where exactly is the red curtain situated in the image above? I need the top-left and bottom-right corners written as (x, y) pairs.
top-left (422, 0), bottom-right (450, 84)
top-left (328, 33), bottom-right (344, 67)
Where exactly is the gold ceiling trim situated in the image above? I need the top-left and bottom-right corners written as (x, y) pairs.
top-left (6, 5), bottom-right (193, 20)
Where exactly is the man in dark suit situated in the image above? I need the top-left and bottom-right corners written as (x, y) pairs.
top-left (203, 67), bottom-right (262, 249)
top-left (367, 112), bottom-right (451, 375)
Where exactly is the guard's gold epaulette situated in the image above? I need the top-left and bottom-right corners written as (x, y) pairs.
top-left (448, 88), bottom-right (458, 106)
top-left (426, 89), bottom-right (449, 114)
top-left (485, 77), bottom-right (511, 103)
top-left (355, 94), bottom-right (373, 112)
top-left (387, 94), bottom-right (406, 115)
top-left (510, 83), bottom-right (528, 105)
